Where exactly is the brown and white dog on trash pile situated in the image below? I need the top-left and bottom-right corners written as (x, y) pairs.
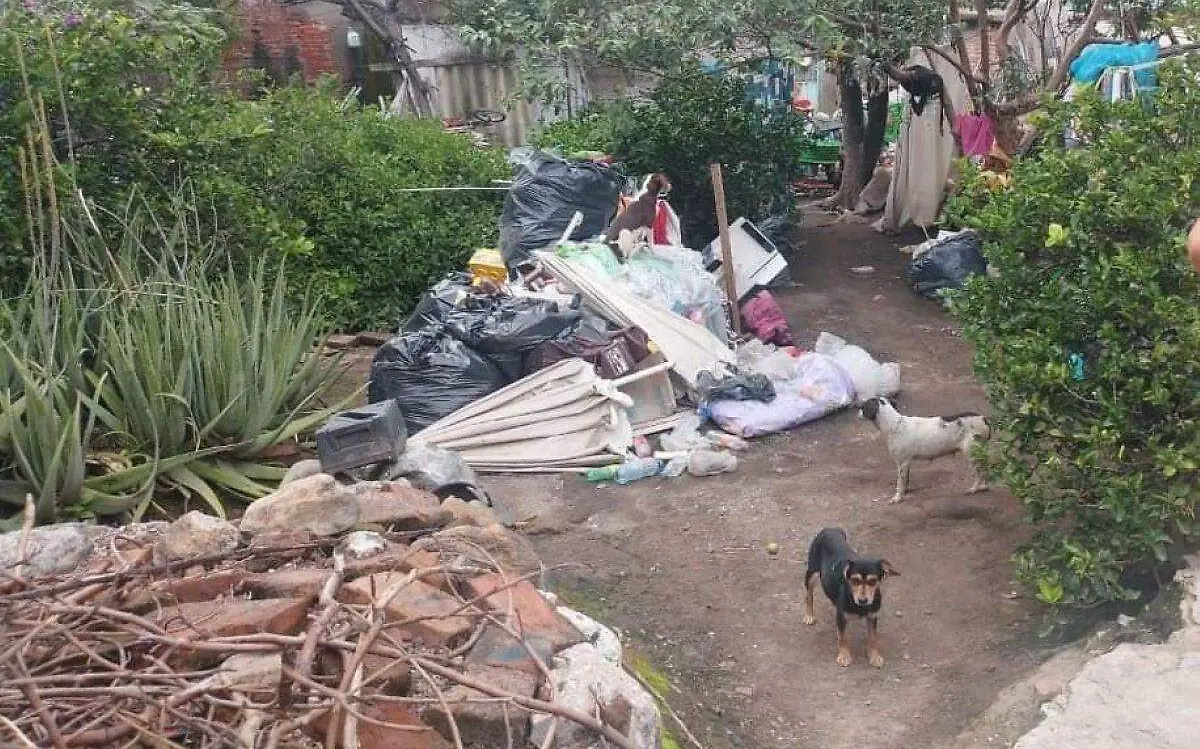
top-left (604, 172), bottom-right (671, 260)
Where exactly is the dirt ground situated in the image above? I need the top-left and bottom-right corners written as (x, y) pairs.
top-left (470, 214), bottom-right (1049, 749)
top-left (339, 214), bottom-right (1054, 749)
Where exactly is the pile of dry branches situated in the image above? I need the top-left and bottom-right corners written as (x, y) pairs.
top-left (0, 522), bottom-right (637, 749)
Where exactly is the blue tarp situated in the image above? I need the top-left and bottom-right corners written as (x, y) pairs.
top-left (1070, 42), bottom-right (1159, 87)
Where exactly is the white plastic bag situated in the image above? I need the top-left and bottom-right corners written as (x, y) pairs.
top-left (736, 339), bottom-right (798, 382)
top-left (814, 332), bottom-right (900, 403)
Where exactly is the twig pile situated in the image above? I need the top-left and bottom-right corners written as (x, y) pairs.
top-left (0, 524), bottom-right (633, 749)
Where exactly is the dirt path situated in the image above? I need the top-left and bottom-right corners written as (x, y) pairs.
top-left (478, 214), bottom-right (1050, 749)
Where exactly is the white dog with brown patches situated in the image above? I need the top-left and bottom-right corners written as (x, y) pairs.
top-left (859, 396), bottom-right (990, 503)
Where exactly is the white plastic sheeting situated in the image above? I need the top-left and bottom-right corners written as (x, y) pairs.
top-left (411, 358), bottom-right (634, 472)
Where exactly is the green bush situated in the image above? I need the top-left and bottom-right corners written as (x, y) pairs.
top-left (172, 85), bottom-right (508, 331)
top-left (944, 59), bottom-right (1200, 607)
top-left (0, 2), bottom-right (228, 280)
top-left (2, 3), bottom-right (508, 332)
top-left (534, 71), bottom-right (807, 245)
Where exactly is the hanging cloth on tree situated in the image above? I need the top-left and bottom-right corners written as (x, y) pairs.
top-left (897, 65), bottom-right (944, 116)
top-left (955, 114), bottom-right (995, 157)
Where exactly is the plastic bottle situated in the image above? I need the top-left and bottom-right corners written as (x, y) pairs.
top-left (661, 455), bottom-right (689, 478)
top-left (705, 430), bottom-right (749, 451)
top-left (688, 449), bottom-right (738, 477)
top-left (585, 465), bottom-right (620, 483)
top-left (614, 457), bottom-right (662, 485)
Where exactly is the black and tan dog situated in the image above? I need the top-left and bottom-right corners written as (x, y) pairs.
top-left (803, 527), bottom-right (899, 668)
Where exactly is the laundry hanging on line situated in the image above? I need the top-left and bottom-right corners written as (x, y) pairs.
top-left (955, 114), bottom-right (995, 157)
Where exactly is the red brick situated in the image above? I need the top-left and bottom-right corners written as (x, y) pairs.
top-left (463, 574), bottom-right (584, 654)
top-left (338, 573), bottom-right (474, 648)
top-left (155, 598), bottom-right (309, 639)
top-left (343, 546), bottom-right (450, 591)
top-left (243, 568), bottom-right (330, 602)
top-left (308, 703), bottom-right (451, 749)
top-left (155, 569), bottom-right (249, 603)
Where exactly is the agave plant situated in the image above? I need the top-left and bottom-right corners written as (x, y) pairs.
top-left (0, 95), bottom-right (348, 525)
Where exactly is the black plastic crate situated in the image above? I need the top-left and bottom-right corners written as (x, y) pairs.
top-left (316, 400), bottom-right (407, 473)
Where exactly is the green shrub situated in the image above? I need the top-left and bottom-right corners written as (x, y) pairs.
top-left (173, 84), bottom-right (508, 331)
top-left (533, 71), bottom-right (807, 246)
top-left (944, 59), bottom-right (1200, 607)
top-left (2, 3), bottom-right (508, 332)
top-left (0, 1), bottom-right (228, 282)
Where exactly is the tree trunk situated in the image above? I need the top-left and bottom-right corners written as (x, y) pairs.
top-left (832, 73), bottom-right (888, 210)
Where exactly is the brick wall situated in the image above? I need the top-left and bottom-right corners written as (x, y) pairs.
top-left (222, 0), bottom-right (344, 83)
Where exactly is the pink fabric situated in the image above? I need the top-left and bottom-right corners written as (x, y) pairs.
top-left (956, 114), bottom-right (995, 157)
top-left (739, 290), bottom-right (793, 346)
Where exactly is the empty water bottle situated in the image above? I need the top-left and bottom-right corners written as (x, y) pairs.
top-left (585, 465), bottom-right (620, 483)
top-left (661, 455), bottom-right (689, 478)
top-left (615, 457), bottom-right (662, 485)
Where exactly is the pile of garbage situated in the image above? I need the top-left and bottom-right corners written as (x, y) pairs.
top-left (361, 150), bottom-right (902, 485)
top-left (0, 472), bottom-right (661, 749)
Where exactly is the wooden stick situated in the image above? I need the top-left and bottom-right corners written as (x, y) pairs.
top-left (709, 163), bottom-right (742, 333)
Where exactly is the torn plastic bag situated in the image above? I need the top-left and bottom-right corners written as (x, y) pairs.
top-left (904, 230), bottom-right (986, 300)
top-left (814, 332), bottom-right (900, 403)
top-left (383, 442), bottom-right (491, 505)
top-left (443, 297), bottom-right (581, 380)
top-left (499, 152), bottom-right (624, 267)
top-left (736, 339), bottom-right (799, 382)
top-left (402, 273), bottom-right (474, 332)
top-left (757, 215), bottom-right (796, 254)
top-left (707, 353), bottom-right (855, 437)
top-left (368, 330), bottom-right (508, 434)
top-left (694, 371), bottom-right (775, 403)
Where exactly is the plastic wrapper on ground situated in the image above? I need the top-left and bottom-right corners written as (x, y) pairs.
top-left (707, 352), bottom-right (856, 438)
top-left (368, 330), bottom-right (509, 434)
top-left (813, 331), bottom-right (901, 403)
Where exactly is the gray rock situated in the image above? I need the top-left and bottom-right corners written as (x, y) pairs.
top-left (239, 474), bottom-right (358, 537)
top-left (555, 603), bottom-right (623, 664)
top-left (158, 511), bottom-right (240, 561)
top-left (280, 459), bottom-right (323, 487)
top-left (530, 643), bottom-right (660, 749)
top-left (339, 530), bottom-right (388, 559)
top-left (0, 523), bottom-right (102, 579)
top-left (1013, 639), bottom-right (1200, 749)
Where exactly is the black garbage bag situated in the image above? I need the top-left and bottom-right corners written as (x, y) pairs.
top-left (443, 297), bottom-right (581, 380)
top-left (499, 152), bottom-right (623, 267)
top-left (368, 329), bottom-right (508, 434)
top-left (401, 272), bottom-right (474, 332)
top-left (694, 371), bottom-right (776, 403)
top-left (757, 214), bottom-right (797, 255)
top-left (904, 230), bottom-right (987, 300)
